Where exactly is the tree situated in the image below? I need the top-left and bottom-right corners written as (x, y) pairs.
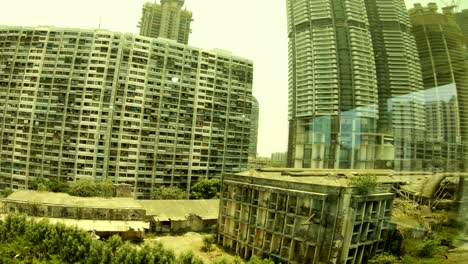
top-left (67, 179), bottom-right (114, 197)
top-left (151, 186), bottom-right (186, 200)
top-left (190, 178), bottom-right (221, 199)
top-left (68, 179), bottom-right (100, 197)
top-left (29, 177), bottom-right (69, 193)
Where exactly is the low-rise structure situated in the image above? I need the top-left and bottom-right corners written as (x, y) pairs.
top-left (218, 169), bottom-right (396, 264)
top-left (2, 190), bottom-right (219, 239)
top-left (139, 199), bottom-right (218, 232)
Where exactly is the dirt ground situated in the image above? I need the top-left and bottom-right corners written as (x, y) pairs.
top-left (145, 232), bottom-right (238, 263)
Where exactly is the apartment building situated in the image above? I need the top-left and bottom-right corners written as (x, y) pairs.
top-left (218, 169), bottom-right (395, 263)
top-left (0, 26), bottom-right (253, 198)
top-left (138, 0), bottom-right (192, 44)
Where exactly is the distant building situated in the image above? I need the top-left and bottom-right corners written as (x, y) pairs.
top-left (248, 97), bottom-right (259, 158)
top-left (409, 3), bottom-right (468, 144)
top-left (270, 152), bottom-right (287, 167)
top-left (138, 0), bottom-right (192, 44)
top-left (0, 26), bottom-right (253, 198)
top-left (218, 169), bottom-right (395, 263)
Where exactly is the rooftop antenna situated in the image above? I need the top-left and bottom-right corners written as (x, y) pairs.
top-left (98, 16), bottom-right (102, 29)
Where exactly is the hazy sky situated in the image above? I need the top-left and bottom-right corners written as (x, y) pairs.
top-left (0, 0), bottom-right (466, 157)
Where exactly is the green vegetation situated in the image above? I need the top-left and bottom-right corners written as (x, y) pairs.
top-left (29, 178), bottom-right (113, 198)
top-left (68, 179), bottom-right (114, 197)
top-left (201, 235), bottom-right (216, 252)
top-left (212, 256), bottom-right (274, 264)
top-left (30, 177), bottom-right (69, 193)
top-left (0, 213), bottom-right (194, 263)
top-left (349, 175), bottom-right (378, 195)
top-left (190, 178), bottom-right (221, 199)
top-left (370, 223), bottom-right (458, 264)
top-left (151, 186), bottom-right (187, 200)
top-left (0, 213), bottom-right (281, 263)
top-left (0, 188), bottom-right (13, 198)
top-left (178, 251), bottom-right (204, 264)
top-left (369, 253), bottom-right (400, 264)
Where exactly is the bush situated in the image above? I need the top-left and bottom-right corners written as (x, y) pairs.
top-left (178, 250), bottom-right (204, 264)
top-left (201, 235), bottom-right (216, 252)
top-left (247, 256), bottom-right (275, 264)
top-left (349, 175), bottom-right (377, 195)
top-left (369, 253), bottom-right (400, 264)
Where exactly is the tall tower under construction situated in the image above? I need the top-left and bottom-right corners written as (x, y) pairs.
top-left (409, 3), bottom-right (468, 144)
top-left (138, 0), bottom-right (192, 44)
top-left (364, 0), bottom-right (427, 170)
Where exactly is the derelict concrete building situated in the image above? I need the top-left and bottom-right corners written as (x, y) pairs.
top-left (218, 169), bottom-right (395, 264)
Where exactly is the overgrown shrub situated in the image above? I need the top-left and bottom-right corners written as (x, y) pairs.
top-left (201, 235), bottom-right (216, 252)
top-left (349, 175), bottom-right (378, 195)
top-left (369, 253), bottom-right (400, 264)
top-left (178, 250), bottom-right (204, 264)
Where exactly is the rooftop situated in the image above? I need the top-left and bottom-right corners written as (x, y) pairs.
top-left (138, 199), bottom-right (219, 221)
top-left (3, 190), bottom-right (143, 209)
top-left (232, 168), bottom-right (401, 187)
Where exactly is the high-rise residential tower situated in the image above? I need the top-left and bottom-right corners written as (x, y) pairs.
top-left (363, 0), bottom-right (426, 170)
top-left (286, 0), bottom-right (380, 169)
top-left (0, 26), bottom-right (253, 198)
top-left (138, 0), bottom-right (192, 44)
top-left (409, 3), bottom-right (468, 144)
top-left (248, 96), bottom-right (259, 158)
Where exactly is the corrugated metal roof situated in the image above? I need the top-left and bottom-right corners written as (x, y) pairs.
top-left (3, 190), bottom-right (142, 209)
top-left (138, 200), bottom-right (219, 221)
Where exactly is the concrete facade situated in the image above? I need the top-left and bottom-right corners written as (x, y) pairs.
top-left (218, 170), bottom-right (395, 264)
top-left (138, 0), bottom-right (192, 44)
top-left (0, 26), bottom-right (253, 198)
top-left (248, 96), bottom-right (259, 158)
